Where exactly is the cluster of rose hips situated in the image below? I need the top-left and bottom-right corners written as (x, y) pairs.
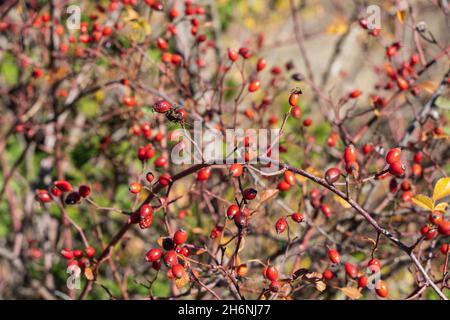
top-left (262, 265), bottom-right (283, 293)
top-left (277, 170), bottom-right (297, 192)
top-left (145, 229), bottom-right (190, 281)
top-left (152, 0), bottom-right (207, 67)
top-left (60, 247), bottom-right (96, 271)
top-left (36, 180), bottom-right (91, 205)
top-left (287, 89), bottom-right (312, 128)
top-left (380, 44), bottom-right (421, 94)
top-left (385, 148), bottom-right (405, 178)
top-left (338, 145), bottom-right (407, 182)
top-left (357, 18), bottom-right (427, 110)
top-left (227, 48), bottom-right (308, 128)
top-left (323, 249), bottom-right (389, 298)
top-left (32, 6), bottom-right (117, 62)
top-left (358, 18), bottom-right (381, 37)
top-left (275, 212), bottom-right (304, 234)
top-left (225, 190), bottom-right (256, 230)
top-left (421, 212), bottom-right (450, 239)
top-left (306, 188), bottom-right (333, 219)
top-left (131, 100), bottom-right (186, 162)
top-left (128, 170), bottom-right (172, 195)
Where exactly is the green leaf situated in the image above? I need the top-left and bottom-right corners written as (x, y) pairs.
top-left (77, 97), bottom-right (99, 119)
top-left (0, 52), bottom-right (19, 86)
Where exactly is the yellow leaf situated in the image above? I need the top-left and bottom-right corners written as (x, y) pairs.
top-left (259, 189), bottom-right (279, 203)
top-left (333, 195), bottom-right (351, 209)
top-left (434, 202), bottom-right (448, 212)
top-left (417, 81), bottom-right (438, 94)
top-left (195, 248), bottom-right (207, 255)
top-left (95, 90), bottom-right (105, 103)
top-left (123, 8), bottom-right (140, 22)
top-left (47, 66), bottom-right (70, 84)
top-left (304, 272), bottom-right (326, 292)
top-left (326, 19), bottom-right (348, 35)
top-left (339, 287), bottom-right (362, 299)
top-left (411, 194), bottom-right (434, 211)
top-left (432, 177), bottom-right (450, 201)
top-left (84, 267), bottom-right (94, 281)
top-left (296, 166), bottom-right (321, 183)
top-left (175, 271), bottom-right (189, 288)
top-left (396, 10), bottom-right (407, 24)
top-left (235, 255), bottom-right (241, 266)
top-left (191, 227), bottom-right (204, 234)
top-left (138, 188), bottom-right (150, 202)
top-left (315, 280), bottom-right (326, 292)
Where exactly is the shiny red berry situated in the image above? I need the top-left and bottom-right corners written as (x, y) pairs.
top-left (146, 172), bottom-right (155, 183)
top-left (345, 262), bottom-right (358, 278)
top-left (358, 275), bottom-right (368, 288)
top-left (54, 180), bottom-right (73, 192)
top-left (325, 167), bottom-right (341, 184)
top-left (61, 248), bottom-right (74, 260)
top-left (243, 188), bottom-right (257, 200)
top-left (163, 250), bottom-right (178, 267)
top-left (438, 220), bottom-right (450, 236)
top-left (171, 264), bottom-right (185, 279)
top-left (129, 182), bottom-right (142, 194)
top-left (291, 106), bottom-right (302, 118)
top-left (275, 217), bottom-right (287, 234)
top-left (158, 173), bottom-right (172, 186)
top-left (154, 156), bottom-right (168, 167)
top-left (277, 181), bottom-right (291, 192)
top-left (386, 148), bottom-right (401, 165)
top-left (123, 96), bottom-right (136, 107)
top-left (65, 191), bottom-right (81, 205)
top-left (248, 80), bottom-right (261, 92)
top-left (362, 143), bottom-right (373, 155)
top-left (227, 204), bottom-right (240, 219)
top-left (264, 265), bottom-right (279, 281)
top-left (327, 249), bottom-right (340, 264)
top-left (153, 100), bottom-right (172, 113)
top-left (266, 281), bottom-right (280, 293)
top-left (228, 48), bottom-right (238, 62)
top-left (173, 229), bottom-right (188, 245)
top-left (323, 269), bottom-right (334, 280)
top-left (344, 145), bottom-right (357, 164)
top-left (197, 168), bottom-right (211, 181)
top-left (85, 247), bottom-right (96, 258)
top-left (283, 170), bottom-right (296, 186)
top-left (256, 58), bottom-right (266, 71)
top-left (291, 213), bottom-right (304, 223)
top-left (145, 248), bottom-right (163, 262)
top-left (289, 91), bottom-right (301, 106)
top-left (73, 249), bottom-right (83, 258)
top-left (320, 204), bottom-right (332, 218)
top-left (429, 212), bottom-right (443, 225)
top-left (349, 89), bottom-right (361, 98)
top-left (229, 163), bottom-right (243, 177)
top-left (368, 258), bottom-right (382, 271)
top-left (78, 185), bottom-right (91, 197)
top-left (389, 161), bottom-right (405, 177)
top-left (376, 280), bottom-right (389, 297)
top-left (421, 225), bottom-right (437, 240)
